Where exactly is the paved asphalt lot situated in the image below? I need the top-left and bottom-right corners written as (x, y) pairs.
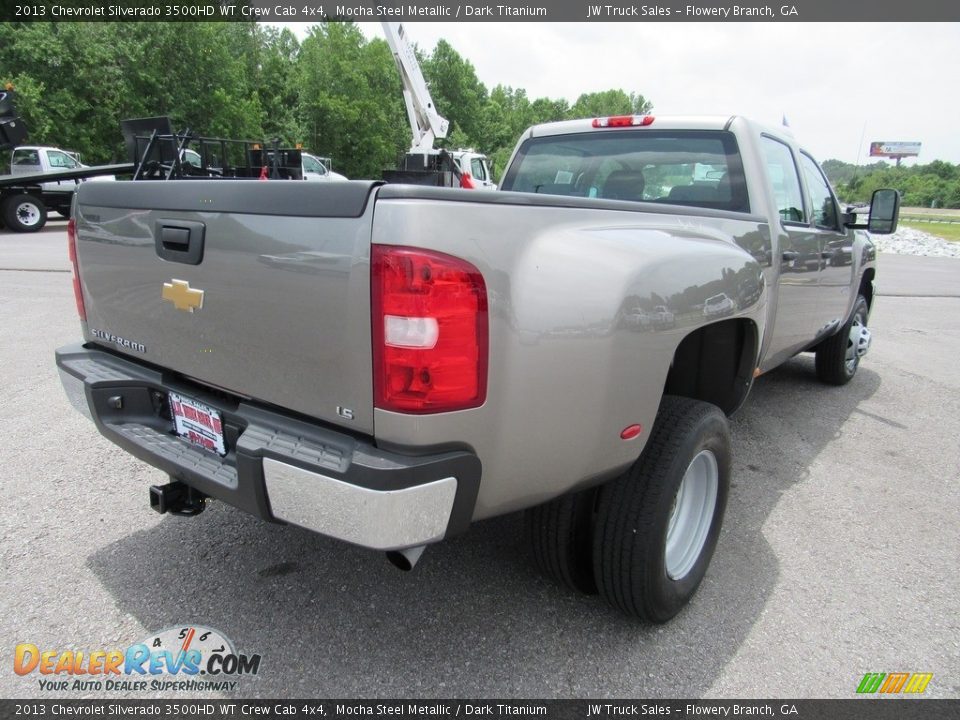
top-left (1, 221), bottom-right (958, 699)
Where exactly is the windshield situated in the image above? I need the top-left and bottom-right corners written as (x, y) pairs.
top-left (500, 130), bottom-right (749, 213)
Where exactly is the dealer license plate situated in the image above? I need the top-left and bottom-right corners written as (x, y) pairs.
top-left (168, 391), bottom-right (226, 456)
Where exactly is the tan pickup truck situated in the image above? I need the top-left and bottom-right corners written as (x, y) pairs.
top-left (57, 114), bottom-right (899, 620)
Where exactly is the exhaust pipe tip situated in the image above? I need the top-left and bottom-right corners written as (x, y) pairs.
top-left (385, 545), bottom-right (426, 572)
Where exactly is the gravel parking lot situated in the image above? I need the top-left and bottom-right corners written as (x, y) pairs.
top-left (1, 223), bottom-right (958, 699)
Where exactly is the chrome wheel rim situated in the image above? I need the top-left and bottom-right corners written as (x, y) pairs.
top-left (845, 310), bottom-right (869, 374)
top-left (16, 201), bottom-right (42, 228)
top-left (666, 449), bottom-right (719, 580)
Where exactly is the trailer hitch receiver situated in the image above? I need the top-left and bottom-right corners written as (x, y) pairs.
top-left (149, 480), bottom-right (208, 516)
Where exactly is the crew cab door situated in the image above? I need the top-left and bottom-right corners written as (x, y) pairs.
top-left (797, 151), bottom-right (853, 331)
top-left (759, 135), bottom-right (826, 366)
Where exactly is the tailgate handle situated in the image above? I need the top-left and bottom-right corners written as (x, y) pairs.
top-left (155, 220), bottom-right (205, 265)
top-left (161, 227), bottom-right (190, 249)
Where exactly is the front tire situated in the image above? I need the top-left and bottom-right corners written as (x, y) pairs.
top-left (2, 193), bottom-right (47, 232)
top-left (593, 396), bottom-right (730, 622)
top-left (815, 294), bottom-right (870, 385)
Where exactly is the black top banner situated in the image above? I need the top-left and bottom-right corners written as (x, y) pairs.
top-left (3, 0), bottom-right (960, 22)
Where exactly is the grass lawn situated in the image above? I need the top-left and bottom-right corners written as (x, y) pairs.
top-left (900, 220), bottom-right (960, 243)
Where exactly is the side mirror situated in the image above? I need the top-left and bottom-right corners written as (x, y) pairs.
top-left (843, 188), bottom-right (900, 234)
top-left (867, 188), bottom-right (900, 235)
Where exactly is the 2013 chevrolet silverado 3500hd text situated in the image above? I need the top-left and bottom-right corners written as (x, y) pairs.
top-left (55, 115), bottom-right (900, 620)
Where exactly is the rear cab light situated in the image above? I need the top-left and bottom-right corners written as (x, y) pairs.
top-left (592, 115), bottom-right (655, 128)
top-left (372, 245), bottom-right (488, 414)
top-left (67, 217), bottom-right (86, 321)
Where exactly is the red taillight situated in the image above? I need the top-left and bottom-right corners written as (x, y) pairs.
top-left (372, 245), bottom-right (488, 414)
top-left (67, 218), bottom-right (86, 321)
top-left (592, 115), bottom-right (655, 128)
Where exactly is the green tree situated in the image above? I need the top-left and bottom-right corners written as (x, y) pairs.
top-left (829, 159), bottom-right (960, 209)
top-left (1, 21), bottom-right (663, 188)
top-left (296, 22), bottom-right (407, 179)
top-left (250, 25), bottom-right (303, 143)
top-left (568, 89), bottom-right (652, 118)
top-left (530, 97), bottom-right (569, 125)
top-left (1, 22), bottom-right (265, 162)
top-left (422, 39), bottom-right (487, 143)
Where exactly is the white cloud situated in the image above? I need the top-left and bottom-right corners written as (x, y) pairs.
top-left (272, 21), bottom-right (960, 164)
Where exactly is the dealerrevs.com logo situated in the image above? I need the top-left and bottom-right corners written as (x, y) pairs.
top-left (14, 626), bottom-right (262, 693)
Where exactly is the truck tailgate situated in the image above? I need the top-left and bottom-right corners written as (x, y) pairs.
top-left (74, 180), bottom-right (378, 434)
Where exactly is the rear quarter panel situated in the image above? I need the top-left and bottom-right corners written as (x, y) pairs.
top-left (372, 189), bottom-right (769, 518)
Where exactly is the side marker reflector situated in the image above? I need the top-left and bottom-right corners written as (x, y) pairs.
top-left (620, 424), bottom-right (643, 441)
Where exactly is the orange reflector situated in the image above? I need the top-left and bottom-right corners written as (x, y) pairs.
top-left (620, 424), bottom-right (643, 440)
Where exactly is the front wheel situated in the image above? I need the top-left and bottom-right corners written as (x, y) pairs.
top-left (2, 193), bottom-right (47, 232)
top-left (593, 396), bottom-right (730, 622)
top-left (815, 294), bottom-right (870, 385)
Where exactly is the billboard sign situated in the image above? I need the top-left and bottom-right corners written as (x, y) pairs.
top-left (870, 141), bottom-right (922, 158)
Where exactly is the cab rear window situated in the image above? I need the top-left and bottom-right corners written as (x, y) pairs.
top-left (500, 130), bottom-right (750, 214)
top-left (12, 149), bottom-right (40, 166)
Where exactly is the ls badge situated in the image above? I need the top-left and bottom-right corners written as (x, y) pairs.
top-left (162, 279), bottom-right (204, 312)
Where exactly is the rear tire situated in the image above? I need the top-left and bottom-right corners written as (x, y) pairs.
top-left (815, 294), bottom-right (870, 385)
top-left (526, 488), bottom-right (598, 594)
top-left (593, 396), bottom-right (730, 622)
top-left (2, 193), bottom-right (47, 232)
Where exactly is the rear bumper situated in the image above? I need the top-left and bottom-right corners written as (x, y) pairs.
top-left (55, 344), bottom-right (480, 551)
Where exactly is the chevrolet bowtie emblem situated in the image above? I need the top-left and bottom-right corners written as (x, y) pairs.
top-left (162, 279), bottom-right (204, 312)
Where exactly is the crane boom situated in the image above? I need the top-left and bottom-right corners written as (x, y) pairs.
top-left (381, 22), bottom-right (449, 158)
